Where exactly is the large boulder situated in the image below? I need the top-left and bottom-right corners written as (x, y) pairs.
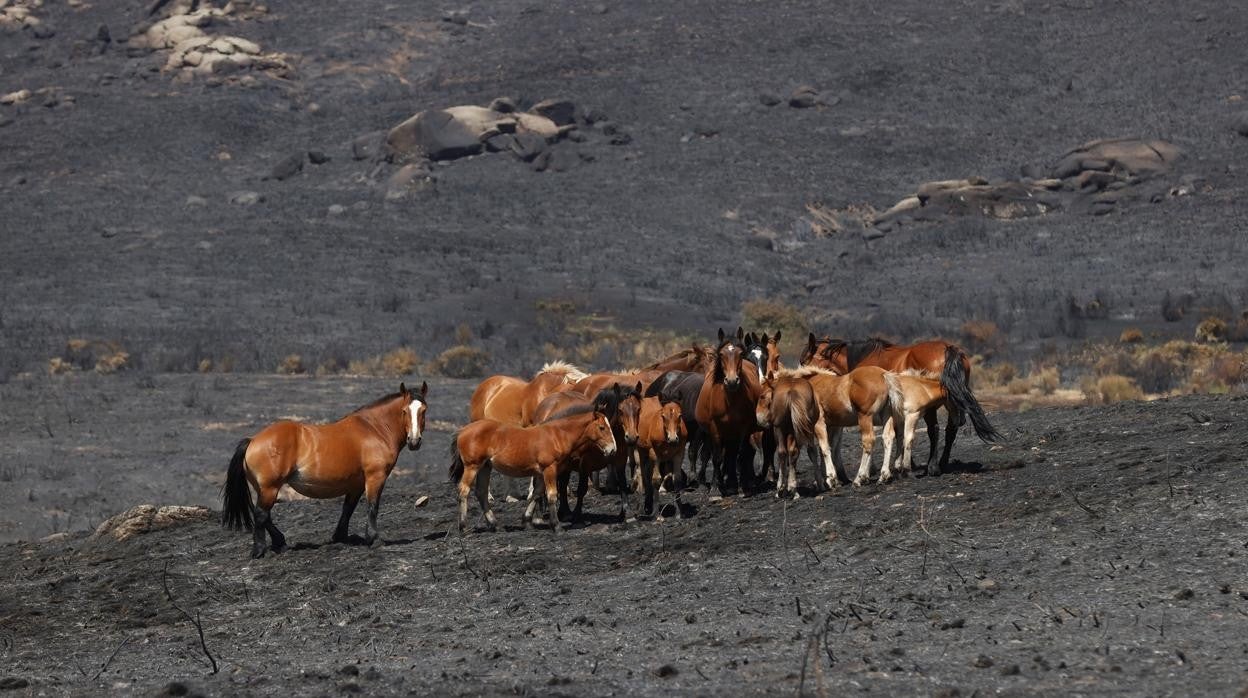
top-left (1051, 138), bottom-right (1181, 180)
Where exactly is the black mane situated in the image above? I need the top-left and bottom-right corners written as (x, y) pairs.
top-left (547, 384), bottom-right (632, 422)
top-left (352, 391), bottom-right (405, 414)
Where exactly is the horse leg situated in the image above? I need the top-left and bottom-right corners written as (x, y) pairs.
top-left (542, 466), bottom-right (560, 534)
top-left (572, 467), bottom-right (590, 522)
top-left (774, 429), bottom-right (789, 498)
top-left (787, 433), bottom-right (801, 500)
top-left (617, 459), bottom-right (634, 523)
top-left (851, 414), bottom-right (876, 487)
top-left (737, 438), bottom-right (757, 493)
top-left (812, 418), bottom-right (835, 491)
top-left (363, 473), bottom-right (386, 546)
top-left (474, 465), bottom-right (497, 532)
top-left (879, 416), bottom-right (897, 484)
top-left (921, 408), bottom-right (940, 474)
top-left (557, 469), bottom-right (573, 522)
top-left (249, 485), bottom-right (280, 558)
top-left (762, 430), bottom-right (777, 486)
top-left (936, 405), bottom-right (964, 475)
top-left (903, 412), bottom-right (921, 479)
top-left (333, 491), bottom-right (361, 543)
top-left (721, 438), bottom-right (742, 496)
top-left (830, 428), bottom-right (847, 486)
top-left (458, 460), bottom-right (479, 532)
top-left (522, 473), bottom-right (542, 528)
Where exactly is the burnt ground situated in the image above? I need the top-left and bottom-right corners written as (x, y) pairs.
top-left (2, 375), bottom-right (1248, 695)
top-left (3, 0), bottom-right (1248, 694)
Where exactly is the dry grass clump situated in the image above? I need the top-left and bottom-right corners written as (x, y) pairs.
top-left (335, 347), bottom-right (422, 377)
top-left (1030, 366), bottom-right (1060, 395)
top-left (975, 361), bottom-right (1017, 389)
top-left (741, 298), bottom-right (810, 356)
top-left (1119, 327), bottom-right (1144, 343)
top-left (51, 339), bottom-right (130, 375)
top-left (961, 320), bottom-right (1004, 358)
top-left (1092, 374), bottom-right (1144, 404)
top-left (431, 345), bottom-right (490, 378)
top-left (1195, 316), bottom-right (1228, 343)
top-left (277, 354), bottom-right (305, 375)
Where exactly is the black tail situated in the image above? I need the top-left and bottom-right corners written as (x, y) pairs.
top-left (941, 347), bottom-right (1001, 442)
top-left (222, 438), bottom-right (254, 531)
top-left (448, 432), bottom-right (465, 483)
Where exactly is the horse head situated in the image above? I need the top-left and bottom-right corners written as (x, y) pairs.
top-left (587, 410), bottom-right (617, 456)
top-left (400, 381), bottom-right (428, 450)
top-left (714, 327), bottom-right (747, 392)
top-left (616, 381), bottom-right (643, 446)
top-left (658, 396), bottom-right (684, 445)
top-left (743, 332), bottom-right (769, 387)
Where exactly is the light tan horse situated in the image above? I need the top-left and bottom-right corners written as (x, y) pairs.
top-left (784, 366), bottom-right (895, 488)
top-left (754, 372), bottom-right (821, 498)
top-left (882, 361), bottom-right (1002, 482)
top-left (449, 411), bottom-right (617, 533)
top-left (634, 395), bottom-right (688, 518)
top-left (468, 361), bottom-right (587, 426)
top-left (222, 382), bottom-right (427, 558)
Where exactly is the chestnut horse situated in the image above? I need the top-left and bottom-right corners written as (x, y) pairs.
top-left (784, 366), bottom-right (894, 488)
top-left (801, 334), bottom-right (975, 475)
top-left (695, 327), bottom-right (764, 495)
top-left (222, 382), bottom-right (427, 558)
top-left (642, 343), bottom-right (717, 375)
top-left (449, 411), bottom-right (617, 533)
top-left (755, 372), bottom-right (821, 499)
top-left (633, 395), bottom-right (688, 517)
top-left (645, 369), bottom-right (710, 486)
top-left (882, 348), bottom-right (1002, 482)
top-left (571, 369), bottom-right (664, 399)
top-left (533, 382), bottom-right (642, 521)
top-left (468, 361), bottom-right (587, 426)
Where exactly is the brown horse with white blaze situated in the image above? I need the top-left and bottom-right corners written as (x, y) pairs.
top-left (802, 334), bottom-right (975, 475)
top-left (449, 411), bottom-right (617, 533)
top-left (222, 382), bottom-right (427, 558)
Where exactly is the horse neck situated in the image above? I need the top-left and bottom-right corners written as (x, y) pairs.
top-left (356, 400), bottom-right (405, 452)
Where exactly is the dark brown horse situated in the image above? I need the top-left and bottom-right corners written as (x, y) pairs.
top-left (694, 327), bottom-right (764, 495)
top-left (449, 411), bottom-right (617, 533)
top-left (468, 361), bottom-right (587, 426)
top-left (222, 382), bottom-right (427, 558)
top-left (801, 334), bottom-right (978, 475)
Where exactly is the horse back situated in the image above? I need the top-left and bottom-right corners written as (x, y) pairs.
top-left (470, 375), bottom-right (526, 424)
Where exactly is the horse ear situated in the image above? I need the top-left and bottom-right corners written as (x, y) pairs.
top-left (717, 328), bottom-right (726, 343)
top-left (807, 333), bottom-right (816, 350)
top-left (419, 381), bottom-right (428, 398)
top-left (761, 332), bottom-right (770, 345)
top-left (634, 381), bottom-right (643, 397)
top-left (399, 382), bottom-right (407, 396)
top-left (766, 369), bottom-right (776, 383)
top-left (774, 330), bottom-right (781, 342)
top-left (736, 326), bottom-right (745, 341)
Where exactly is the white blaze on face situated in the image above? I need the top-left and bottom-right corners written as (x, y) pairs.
top-left (407, 399), bottom-right (425, 443)
top-left (601, 415), bottom-right (617, 455)
top-left (748, 348), bottom-right (765, 383)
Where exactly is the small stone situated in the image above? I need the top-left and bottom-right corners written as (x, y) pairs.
top-left (158, 681), bottom-right (189, 696)
top-left (31, 24), bottom-right (55, 39)
top-left (531, 98), bottom-right (577, 126)
top-left (228, 191), bottom-right (263, 206)
top-left (0, 89), bottom-right (31, 105)
top-left (972, 655), bottom-right (994, 668)
top-left (759, 92), bottom-right (781, 106)
top-left (1174, 588), bottom-right (1194, 600)
top-left (1233, 113), bottom-right (1248, 138)
top-left (977, 578), bottom-right (998, 591)
top-left (268, 152), bottom-right (304, 180)
top-left (308, 150), bottom-right (330, 165)
top-left (509, 132), bottom-right (546, 162)
top-left (352, 131), bottom-right (383, 161)
top-left (789, 88), bottom-right (818, 108)
top-left (185, 195), bottom-right (208, 207)
top-left (441, 11), bottom-right (468, 25)
top-left (654, 665), bottom-right (678, 678)
top-left (0, 678), bottom-right (30, 690)
top-left (327, 204), bottom-right (346, 216)
top-left (1000, 664), bottom-right (1021, 676)
top-left (96, 24), bottom-right (112, 44)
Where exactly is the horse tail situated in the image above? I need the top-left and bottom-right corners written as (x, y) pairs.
top-left (221, 438), bottom-right (254, 531)
top-left (884, 372), bottom-right (905, 421)
top-left (941, 347), bottom-right (1001, 443)
top-left (788, 388), bottom-right (818, 446)
top-left (448, 431), bottom-right (465, 483)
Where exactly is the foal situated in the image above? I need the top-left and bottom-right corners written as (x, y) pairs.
top-left (634, 395), bottom-right (689, 517)
top-left (755, 372), bottom-right (822, 498)
top-left (449, 411), bottom-right (617, 533)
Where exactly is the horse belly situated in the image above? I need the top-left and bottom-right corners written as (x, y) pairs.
top-left (286, 464), bottom-right (364, 499)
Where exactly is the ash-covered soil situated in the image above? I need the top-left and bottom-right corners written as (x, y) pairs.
top-left (2, 0), bottom-right (1248, 376)
top-left (2, 375), bottom-right (1248, 695)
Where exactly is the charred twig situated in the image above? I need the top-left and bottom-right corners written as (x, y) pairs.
top-left (916, 498), bottom-right (968, 587)
top-left (456, 533), bottom-right (490, 591)
top-left (90, 635), bottom-right (131, 680)
top-left (161, 562), bottom-right (219, 674)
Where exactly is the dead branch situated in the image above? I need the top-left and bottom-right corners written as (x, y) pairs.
top-left (161, 562), bottom-right (219, 674)
top-left (91, 635), bottom-right (131, 680)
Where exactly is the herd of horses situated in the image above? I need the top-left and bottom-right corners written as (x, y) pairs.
top-left (222, 329), bottom-right (1000, 558)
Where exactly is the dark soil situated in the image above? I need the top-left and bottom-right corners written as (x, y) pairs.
top-left (3, 0), bottom-right (1248, 694)
top-left (2, 374), bottom-right (1248, 695)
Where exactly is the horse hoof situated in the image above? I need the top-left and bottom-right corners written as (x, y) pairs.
top-left (270, 542), bottom-right (288, 554)
top-left (250, 547), bottom-right (267, 559)
top-left (851, 479), bottom-right (867, 488)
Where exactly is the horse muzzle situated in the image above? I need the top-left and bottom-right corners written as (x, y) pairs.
top-left (666, 435), bottom-right (681, 445)
top-left (624, 435), bottom-right (639, 447)
top-left (601, 444), bottom-right (617, 456)
top-left (408, 437), bottom-right (422, 451)
top-left (724, 378), bottom-right (741, 392)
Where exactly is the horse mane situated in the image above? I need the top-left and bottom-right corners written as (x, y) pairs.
top-left (536, 360), bottom-right (588, 383)
top-left (845, 337), bottom-right (894, 368)
top-left (352, 391), bottom-right (406, 414)
top-left (640, 347), bottom-right (693, 370)
top-left (775, 365), bottom-right (841, 379)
